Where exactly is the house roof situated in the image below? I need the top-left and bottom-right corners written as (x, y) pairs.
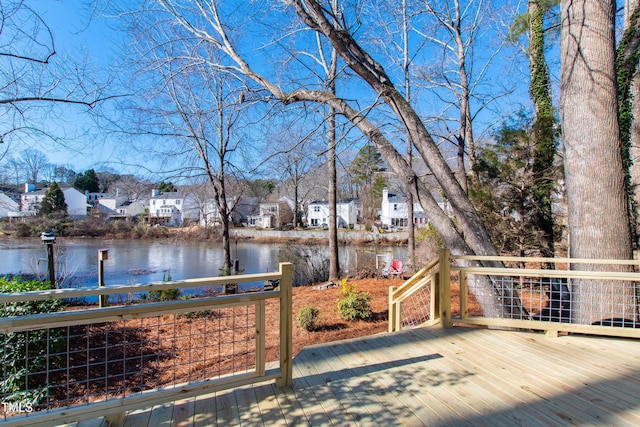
top-left (151, 192), bottom-right (185, 200)
top-left (309, 198), bottom-right (359, 206)
top-left (22, 187), bottom-right (84, 197)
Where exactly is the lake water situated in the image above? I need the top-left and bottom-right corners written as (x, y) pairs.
top-left (0, 238), bottom-right (406, 290)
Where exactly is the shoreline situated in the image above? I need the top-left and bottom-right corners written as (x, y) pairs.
top-left (0, 225), bottom-right (409, 247)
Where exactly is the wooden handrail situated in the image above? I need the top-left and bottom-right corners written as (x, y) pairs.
top-left (389, 250), bottom-right (640, 339)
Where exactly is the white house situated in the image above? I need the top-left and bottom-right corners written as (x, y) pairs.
top-left (380, 188), bottom-right (451, 229)
top-left (200, 196), bottom-right (259, 227)
top-left (64, 188), bottom-right (89, 217)
top-left (247, 198), bottom-right (294, 228)
top-left (307, 198), bottom-right (359, 228)
top-left (94, 193), bottom-right (129, 219)
top-left (307, 200), bottom-right (329, 227)
top-left (148, 190), bottom-right (184, 226)
top-left (148, 190), bottom-right (199, 226)
top-left (0, 192), bottom-right (19, 218)
top-left (337, 198), bottom-right (358, 228)
top-left (20, 185), bottom-right (88, 218)
top-left (116, 200), bottom-right (147, 220)
top-left (86, 192), bottom-right (110, 207)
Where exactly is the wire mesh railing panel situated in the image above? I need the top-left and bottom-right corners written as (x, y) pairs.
top-left (399, 284), bottom-right (432, 329)
top-left (0, 305), bottom-right (257, 419)
top-left (465, 273), bottom-right (639, 329)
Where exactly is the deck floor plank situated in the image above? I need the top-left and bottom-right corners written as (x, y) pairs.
top-left (215, 388), bottom-right (240, 426)
top-left (403, 328), bottom-right (568, 427)
top-left (271, 382), bottom-right (312, 426)
top-left (292, 347), bottom-right (359, 425)
top-left (146, 401), bottom-right (175, 427)
top-left (452, 328), bottom-right (637, 426)
top-left (310, 343), bottom-right (385, 426)
top-left (170, 397), bottom-right (195, 427)
top-left (252, 382), bottom-right (287, 426)
top-left (234, 385), bottom-right (264, 426)
top-left (192, 391), bottom-right (217, 427)
top-left (122, 407), bottom-right (151, 427)
top-left (329, 340), bottom-right (426, 427)
top-left (390, 330), bottom-right (521, 427)
top-left (474, 328), bottom-right (640, 425)
top-left (340, 332), bottom-right (460, 426)
top-left (378, 330), bottom-right (524, 427)
top-left (457, 330), bottom-right (611, 424)
top-left (107, 326), bottom-right (640, 427)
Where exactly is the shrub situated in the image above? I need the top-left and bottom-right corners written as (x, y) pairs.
top-left (149, 270), bottom-right (180, 301)
top-left (277, 245), bottom-right (329, 286)
top-left (148, 288), bottom-right (181, 301)
top-left (0, 277), bottom-right (67, 404)
top-left (14, 223), bottom-right (32, 238)
top-left (336, 277), bottom-right (371, 321)
top-left (296, 305), bottom-right (320, 331)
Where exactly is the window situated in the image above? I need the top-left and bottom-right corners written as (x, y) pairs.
top-left (313, 206), bottom-right (320, 213)
top-left (176, 200), bottom-right (181, 205)
top-left (393, 204), bottom-right (398, 211)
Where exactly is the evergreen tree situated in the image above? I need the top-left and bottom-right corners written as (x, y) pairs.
top-left (350, 144), bottom-right (386, 222)
top-left (39, 182), bottom-right (68, 217)
top-left (157, 181), bottom-right (177, 192)
top-left (350, 143), bottom-right (386, 191)
top-left (509, 0), bottom-right (560, 259)
top-left (471, 115), bottom-right (558, 257)
top-left (73, 169), bottom-right (100, 193)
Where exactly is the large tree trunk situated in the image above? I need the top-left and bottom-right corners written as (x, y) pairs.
top-left (328, 105), bottom-right (340, 281)
top-left (528, 0), bottom-right (556, 259)
top-left (621, 1), bottom-right (640, 247)
top-left (560, 0), bottom-right (635, 324)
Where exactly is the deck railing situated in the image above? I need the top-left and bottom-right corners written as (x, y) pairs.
top-left (389, 250), bottom-right (640, 339)
top-left (0, 263), bottom-right (292, 427)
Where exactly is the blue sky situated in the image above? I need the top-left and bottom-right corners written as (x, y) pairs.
top-left (4, 0), bottom-right (536, 181)
top-left (10, 1), bottom-right (121, 173)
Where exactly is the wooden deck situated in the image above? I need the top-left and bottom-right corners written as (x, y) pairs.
top-left (80, 326), bottom-right (640, 426)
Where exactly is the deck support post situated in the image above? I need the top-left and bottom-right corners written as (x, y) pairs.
top-left (439, 249), bottom-right (452, 328)
top-left (388, 286), bottom-right (398, 332)
top-left (276, 262), bottom-right (293, 387)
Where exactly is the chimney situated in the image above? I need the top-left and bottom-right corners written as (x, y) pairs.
top-left (152, 189), bottom-right (159, 197)
top-left (24, 183), bottom-right (35, 193)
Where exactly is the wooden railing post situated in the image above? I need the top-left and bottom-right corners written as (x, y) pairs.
top-left (388, 286), bottom-right (397, 332)
top-left (276, 262), bottom-right (293, 387)
top-left (256, 300), bottom-right (266, 377)
top-left (439, 249), bottom-right (452, 328)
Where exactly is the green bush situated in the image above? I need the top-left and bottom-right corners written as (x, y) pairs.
top-left (0, 277), bottom-right (67, 404)
top-left (336, 277), bottom-right (371, 321)
top-left (148, 288), bottom-right (181, 301)
top-left (296, 305), bottom-right (320, 331)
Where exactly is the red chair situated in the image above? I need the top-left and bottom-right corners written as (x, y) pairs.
top-left (390, 260), bottom-right (404, 279)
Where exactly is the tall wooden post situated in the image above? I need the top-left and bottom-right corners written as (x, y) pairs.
top-left (46, 243), bottom-right (55, 287)
top-left (388, 286), bottom-right (398, 332)
top-left (439, 249), bottom-right (452, 328)
top-left (276, 262), bottom-right (293, 387)
top-left (98, 249), bottom-right (108, 308)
